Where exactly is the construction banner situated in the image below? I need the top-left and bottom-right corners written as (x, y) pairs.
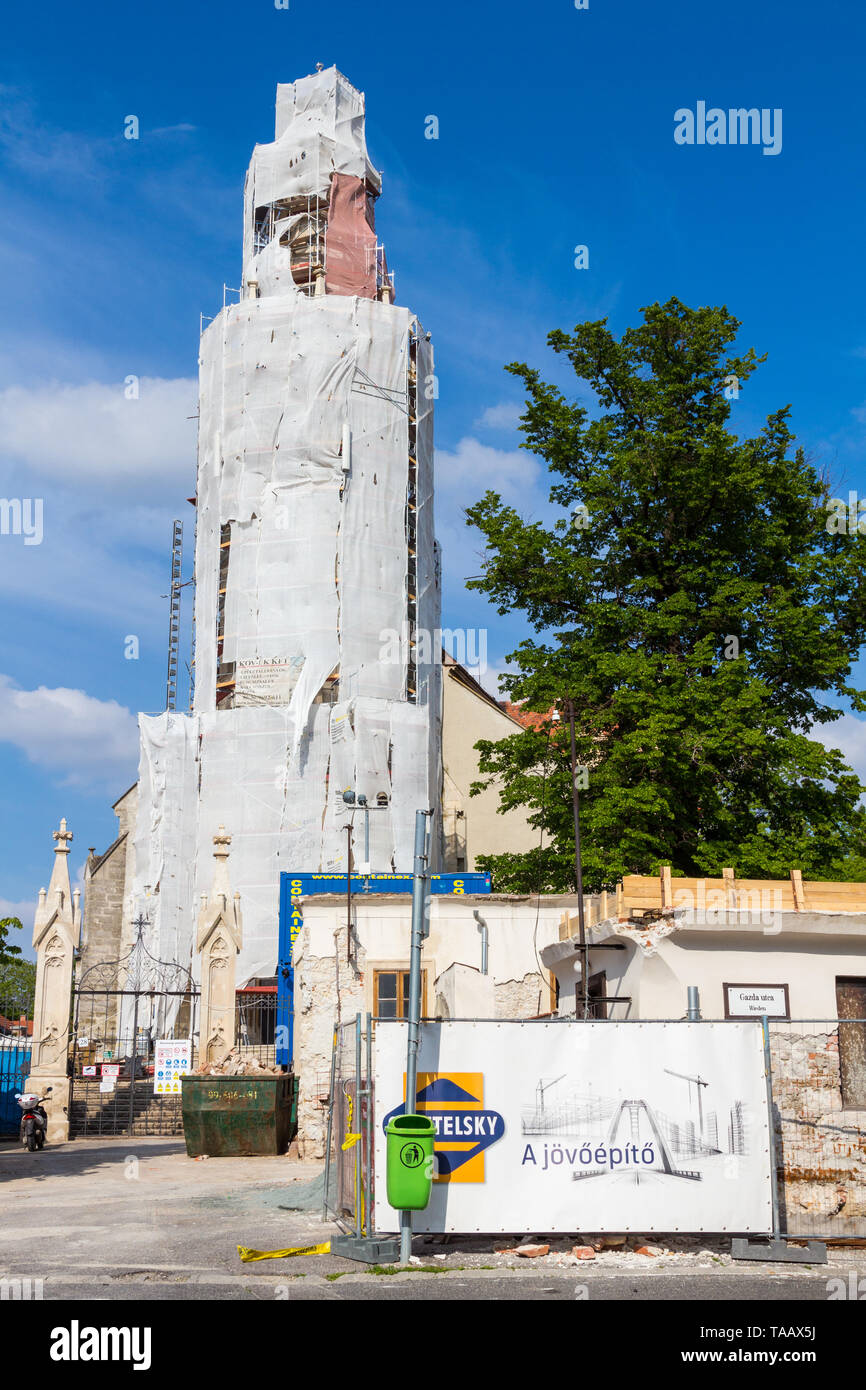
top-left (374, 1022), bottom-right (773, 1234)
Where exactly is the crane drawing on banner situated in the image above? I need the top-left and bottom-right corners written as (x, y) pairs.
top-left (572, 1098), bottom-right (701, 1183)
top-left (521, 1070), bottom-right (736, 1183)
top-left (664, 1066), bottom-right (709, 1145)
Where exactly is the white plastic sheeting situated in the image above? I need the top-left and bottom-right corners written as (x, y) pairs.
top-left (131, 71), bottom-right (440, 982)
top-left (133, 706), bottom-right (332, 980)
top-left (195, 294), bottom-right (413, 745)
top-left (132, 713), bottom-right (200, 967)
top-left (243, 67), bottom-right (380, 294)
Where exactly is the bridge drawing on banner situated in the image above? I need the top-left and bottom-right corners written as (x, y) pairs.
top-left (521, 1070), bottom-right (747, 1183)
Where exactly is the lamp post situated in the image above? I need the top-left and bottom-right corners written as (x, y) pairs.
top-left (342, 789), bottom-right (390, 962)
top-left (401, 807), bottom-right (432, 1266)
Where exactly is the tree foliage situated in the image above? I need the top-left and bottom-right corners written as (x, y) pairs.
top-left (0, 916), bottom-right (23, 966)
top-left (0, 955), bottom-right (36, 1016)
top-left (467, 298), bottom-right (866, 891)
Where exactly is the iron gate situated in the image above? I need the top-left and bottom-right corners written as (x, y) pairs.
top-left (68, 916), bottom-right (199, 1138)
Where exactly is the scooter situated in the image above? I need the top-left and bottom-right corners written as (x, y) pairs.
top-left (15, 1088), bottom-right (52, 1152)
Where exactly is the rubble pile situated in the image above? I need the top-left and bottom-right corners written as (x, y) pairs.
top-left (194, 1049), bottom-right (283, 1078)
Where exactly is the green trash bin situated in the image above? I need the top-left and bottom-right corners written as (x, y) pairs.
top-left (386, 1113), bottom-right (435, 1210)
top-left (181, 1074), bottom-right (298, 1156)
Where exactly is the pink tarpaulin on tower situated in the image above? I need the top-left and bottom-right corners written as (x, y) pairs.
top-left (325, 172), bottom-right (377, 298)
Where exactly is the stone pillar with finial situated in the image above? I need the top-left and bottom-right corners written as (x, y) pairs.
top-left (26, 818), bottom-right (81, 1141)
top-left (196, 826), bottom-right (243, 1067)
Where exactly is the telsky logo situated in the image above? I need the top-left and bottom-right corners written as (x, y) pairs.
top-left (384, 1072), bottom-right (504, 1183)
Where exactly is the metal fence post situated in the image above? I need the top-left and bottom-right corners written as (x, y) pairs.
top-left (355, 1012), bottom-right (363, 1238)
top-left (127, 990), bottom-right (140, 1136)
top-left (401, 809), bottom-right (430, 1264)
top-left (761, 1014), bottom-right (781, 1242)
top-left (322, 1020), bottom-right (338, 1222)
top-left (365, 1011), bottom-right (373, 1237)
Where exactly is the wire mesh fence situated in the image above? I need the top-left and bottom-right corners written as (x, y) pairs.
top-left (768, 1018), bottom-right (866, 1240)
top-left (323, 1014), bottom-right (374, 1235)
top-left (318, 1013), bottom-right (866, 1245)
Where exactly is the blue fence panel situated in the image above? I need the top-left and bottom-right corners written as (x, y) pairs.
top-left (0, 1045), bottom-right (31, 1136)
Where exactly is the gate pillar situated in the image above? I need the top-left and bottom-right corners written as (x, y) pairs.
top-left (197, 827), bottom-right (243, 1067)
top-left (26, 819), bottom-right (81, 1142)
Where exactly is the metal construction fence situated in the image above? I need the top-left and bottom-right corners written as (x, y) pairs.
top-left (321, 1014), bottom-right (866, 1245)
top-left (323, 1015), bottom-right (374, 1236)
top-left (768, 1018), bottom-right (866, 1241)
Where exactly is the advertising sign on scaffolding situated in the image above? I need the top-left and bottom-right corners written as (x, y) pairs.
top-left (233, 657), bottom-right (304, 708)
top-left (374, 1022), bottom-right (773, 1233)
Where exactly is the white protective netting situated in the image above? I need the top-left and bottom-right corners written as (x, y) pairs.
top-left (131, 71), bottom-right (440, 982)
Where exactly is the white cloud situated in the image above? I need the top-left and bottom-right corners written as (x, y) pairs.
top-left (474, 402), bottom-right (524, 432)
top-left (0, 374), bottom-right (196, 627)
top-left (436, 435), bottom-right (542, 508)
top-left (474, 663), bottom-right (519, 700)
top-left (0, 675), bottom-right (139, 790)
top-left (0, 898), bottom-right (36, 926)
top-left (813, 713), bottom-right (866, 787)
top-left (0, 90), bottom-right (105, 183)
top-left (434, 434), bottom-right (548, 587)
top-left (0, 376), bottom-right (197, 488)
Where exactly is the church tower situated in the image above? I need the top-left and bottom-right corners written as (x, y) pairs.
top-left (132, 68), bottom-right (441, 981)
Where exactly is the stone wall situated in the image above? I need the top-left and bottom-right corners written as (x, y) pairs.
top-left (494, 971), bottom-right (550, 1019)
top-left (79, 785), bottom-right (137, 978)
top-left (771, 1025), bottom-right (866, 1236)
top-left (294, 922), bottom-right (365, 1160)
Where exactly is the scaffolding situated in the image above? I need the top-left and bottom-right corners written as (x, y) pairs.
top-left (165, 520), bottom-right (183, 711)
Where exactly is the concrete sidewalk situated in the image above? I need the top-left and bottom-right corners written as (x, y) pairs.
top-left (2, 1137), bottom-right (864, 1301)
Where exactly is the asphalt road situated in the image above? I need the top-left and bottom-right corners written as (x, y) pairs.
top-left (2, 1138), bottom-right (863, 1305)
top-left (26, 1271), bottom-right (841, 1300)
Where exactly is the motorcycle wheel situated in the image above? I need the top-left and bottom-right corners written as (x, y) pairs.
top-left (25, 1127), bottom-right (37, 1152)
top-left (35, 1130), bottom-right (45, 1149)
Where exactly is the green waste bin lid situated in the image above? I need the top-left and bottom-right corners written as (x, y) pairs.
top-left (386, 1114), bottom-right (435, 1137)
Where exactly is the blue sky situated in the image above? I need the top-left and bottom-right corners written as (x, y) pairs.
top-left (2, 0), bottom-right (866, 944)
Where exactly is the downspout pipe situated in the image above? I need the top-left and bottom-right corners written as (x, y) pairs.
top-left (473, 910), bottom-right (488, 976)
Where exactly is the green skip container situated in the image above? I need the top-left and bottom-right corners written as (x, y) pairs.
top-left (181, 1074), bottom-right (298, 1157)
top-left (386, 1113), bottom-right (435, 1210)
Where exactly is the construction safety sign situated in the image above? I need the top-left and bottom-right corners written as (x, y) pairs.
top-left (154, 1039), bottom-right (192, 1095)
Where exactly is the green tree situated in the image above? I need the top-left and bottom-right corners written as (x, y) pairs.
top-left (466, 298), bottom-right (866, 892)
top-left (0, 955), bottom-right (36, 1016)
top-left (0, 916), bottom-right (23, 966)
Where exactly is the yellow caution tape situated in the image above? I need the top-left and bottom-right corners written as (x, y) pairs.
top-left (237, 1241), bottom-right (331, 1263)
top-left (342, 1089), bottom-right (361, 1149)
